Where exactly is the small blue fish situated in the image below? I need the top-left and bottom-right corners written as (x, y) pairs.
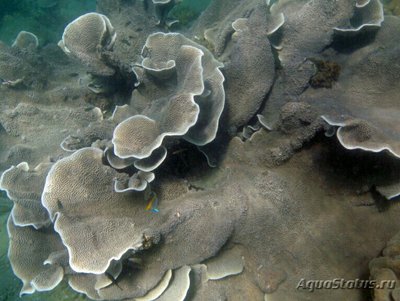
top-left (145, 192), bottom-right (159, 213)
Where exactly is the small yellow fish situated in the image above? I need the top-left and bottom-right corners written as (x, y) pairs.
top-left (145, 192), bottom-right (159, 213)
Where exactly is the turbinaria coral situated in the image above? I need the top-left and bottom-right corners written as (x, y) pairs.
top-left (1, 1), bottom-right (400, 301)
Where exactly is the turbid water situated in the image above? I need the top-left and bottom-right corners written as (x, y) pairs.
top-left (0, 1), bottom-right (399, 301)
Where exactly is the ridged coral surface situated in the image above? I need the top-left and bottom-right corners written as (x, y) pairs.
top-left (1, 1), bottom-right (400, 301)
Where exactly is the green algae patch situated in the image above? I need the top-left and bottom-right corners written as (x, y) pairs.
top-left (384, 0), bottom-right (400, 15)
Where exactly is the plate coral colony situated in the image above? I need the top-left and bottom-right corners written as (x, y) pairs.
top-left (0, 0), bottom-right (400, 301)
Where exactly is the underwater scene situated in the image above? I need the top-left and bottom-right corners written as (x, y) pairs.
top-left (0, 0), bottom-right (400, 300)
